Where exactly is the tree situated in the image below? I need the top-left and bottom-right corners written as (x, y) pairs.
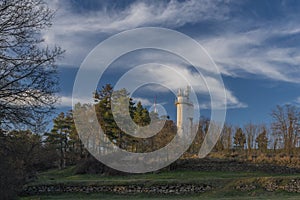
top-left (94, 84), bottom-right (118, 142)
top-left (94, 85), bottom-right (152, 150)
top-left (255, 128), bottom-right (268, 153)
top-left (212, 123), bottom-right (234, 153)
top-left (271, 105), bottom-right (300, 154)
top-left (233, 127), bottom-right (246, 150)
top-left (0, 0), bottom-right (63, 128)
top-left (151, 119), bottom-right (177, 153)
top-left (45, 112), bottom-right (72, 169)
top-left (133, 101), bottom-right (151, 126)
top-left (244, 123), bottom-right (258, 152)
top-left (0, 129), bottom-right (43, 199)
top-left (223, 124), bottom-right (233, 151)
top-left (68, 112), bottom-right (86, 161)
top-left (187, 118), bottom-right (209, 155)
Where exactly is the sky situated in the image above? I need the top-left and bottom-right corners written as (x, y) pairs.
top-left (44, 0), bottom-right (300, 128)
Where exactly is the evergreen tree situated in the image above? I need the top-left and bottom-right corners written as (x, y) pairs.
top-left (94, 84), bottom-right (118, 143)
top-left (256, 129), bottom-right (268, 152)
top-left (133, 101), bottom-right (151, 126)
top-left (45, 112), bottom-right (72, 169)
top-left (233, 127), bottom-right (246, 150)
top-left (67, 111), bottom-right (86, 162)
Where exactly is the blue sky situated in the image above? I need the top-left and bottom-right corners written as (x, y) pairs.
top-left (44, 0), bottom-right (300, 127)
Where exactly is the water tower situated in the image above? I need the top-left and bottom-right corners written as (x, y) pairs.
top-left (175, 86), bottom-right (194, 137)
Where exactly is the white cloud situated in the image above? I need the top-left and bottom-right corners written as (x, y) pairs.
top-left (198, 101), bottom-right (247, 110)
top-left (1, 89), bottom-right (55, 107)
top-left (44, 0), bottom-right (300, 111)
top-left (113, 63), bottom-right (244, 109)
top-left (43, 0), bottom-right (230, 67)
top-left (44, 0), bottom-right (300, 84)
top-left (47, 0), bottom-right (228, 33)
top-left (200, 27), bottom-right (300, 83)
top-left (295, 97), bottom-right (300, 104)
top-left (132, 97), bottom-right (153, 106)
top-left (56, 95), bottom-right (94, 107)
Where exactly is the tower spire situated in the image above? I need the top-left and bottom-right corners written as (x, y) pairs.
top-left (154, 95), bottom-right (158, 113)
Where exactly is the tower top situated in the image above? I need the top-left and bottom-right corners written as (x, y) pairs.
top-left (177, 86), bottom-right (191, 98)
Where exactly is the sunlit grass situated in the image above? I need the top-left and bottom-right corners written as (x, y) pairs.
top-left (33, 166), bottom-right (275, 185)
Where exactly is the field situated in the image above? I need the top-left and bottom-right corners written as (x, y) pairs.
top-left (20, 166), bottom-right (300, 200)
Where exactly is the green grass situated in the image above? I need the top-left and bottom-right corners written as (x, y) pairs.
top-left (32, 167), bottom-right (277, 185)
top-left (21, 167), bottom-right (300, 200)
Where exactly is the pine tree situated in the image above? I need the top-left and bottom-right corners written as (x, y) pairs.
top-left (233, 127), bottom-right (246, 150)
top-left (67, 111), bottom-right (86, 162)
top-left (45, 112), bottom-right (72, 169)
top-left (256, 129), bottom-right (268, 152)
top-left (133, 101), bottom-right (151, 126)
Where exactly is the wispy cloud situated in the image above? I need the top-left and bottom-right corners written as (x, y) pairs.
top-left (47, 0), bottom-right (229, 33)
top-left (43, 0), bottom-right (230, 66)
top-left (45, 0), bottom-right (300, 111)
top-left (112, 63), bottom-right (244, 109)
top-left (56, 95), bottom-right (94, 107)
top-left (201, 27), bottom-right (300, 83)
top-left (45, 0), bottom-right (300, 83)
top-left (132, 97), bottom-right (153, 107)
top-left (295, 97), bottom-right (300, 105)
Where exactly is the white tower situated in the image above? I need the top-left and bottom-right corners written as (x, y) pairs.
top-left (175, 86), bottom-right (194, 137)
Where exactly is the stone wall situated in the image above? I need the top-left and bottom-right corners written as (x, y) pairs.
top-left (22, 177), bottom-right (300, 196)
top-left (22, 183), bottom-right (212, 196)
top-left (235, 178), bottom-right (300, 193)
top-left (170, 158), bottom-right (300, 174)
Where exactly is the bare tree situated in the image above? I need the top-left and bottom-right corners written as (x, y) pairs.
top-left (0, 0), bottom-right (63, 128)
top-left (222, 124), bottom-right (232, 151)
top-left (244, 123), bottom-right (255, 151)
top-left (244, 122), bottom-right (259, 151)
top-left (271, 105), bottom-right (300, 154)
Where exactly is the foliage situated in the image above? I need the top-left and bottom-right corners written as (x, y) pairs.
top-left (0, 130), bottom-right (44, 199)
top-left (256, 129), bottom-right (268, 152)
top-left (187, 118), bottom-right (208, 154)
top-left (92, 84), bottom-right (176, 153)
top-left (45, 112), bottom-right (72, 169)
top-left (45, 111), bottom-right (85, 169)
top-left (233, 128), bottom-right (246, 149)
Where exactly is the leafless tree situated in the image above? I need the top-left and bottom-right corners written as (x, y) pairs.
top-left (271, 105), bottom-right (300, 154)
top-left (0, 0), bottom-right (63, 128)
top-left (244, 122), bottom-right (260, 151)
top-left (222, 124), bottom-right (232, 151)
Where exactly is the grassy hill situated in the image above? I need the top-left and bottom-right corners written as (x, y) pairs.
top-left (20, 165), bottom-right (300, 200)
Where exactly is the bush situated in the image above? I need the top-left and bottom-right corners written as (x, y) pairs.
top-left (75, 156), bottom-right (128, 176)
top-left (0, 157), bottom-right (24, 200)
